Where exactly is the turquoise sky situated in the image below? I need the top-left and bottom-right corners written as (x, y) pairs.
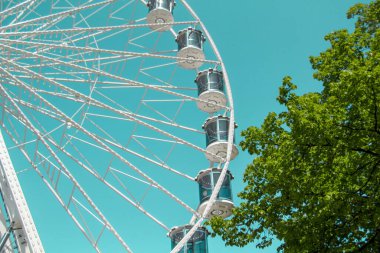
top-left (2, 0), bottom-right (372, 253)
top-left (191, 0), bottom-right (370, 252)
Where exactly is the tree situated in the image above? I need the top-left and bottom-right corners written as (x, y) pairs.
top-left (209, 1), bottom-right (380, 252)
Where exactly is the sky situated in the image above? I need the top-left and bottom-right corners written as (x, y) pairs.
top-left (0, 0), bottom-right (372, 253)
top-left (189, 0), bottom-right (370, 252)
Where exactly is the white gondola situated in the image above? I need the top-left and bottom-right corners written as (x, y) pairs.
top-left (195, 69), bottom-right (227, 113)
top-left (146, 0), bottom-right (175, 31)
top-left (176, 28), bottom-right (206, 69)
top-left (169, 225), bottom-right (209, 253)
top-left (202, 116), bottom-right (238, 163)
top-left (195, 168), bottom-right (234, 219)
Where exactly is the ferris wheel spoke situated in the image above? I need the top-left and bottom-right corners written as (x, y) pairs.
top-left (141, 100), bottom-right (176, 122)
top-left (0, 82), bottom-right (135, 252)
top-left (108, 0), bottom-right (136, 18)
top-left (67, 150), bottom-right (170, 231)
top-left (0, 82), bottom-right (138, 249)
top-left (54, 135), bottom-right (176, 232)
top-left (0, 38), bottom-right (220, 65)
top-left (5, 72), bottom-right (203, 142)
top-left (63, 125), bottom-right (199, 216)
top-left (1, 21), bottom-right (198, 38)
top-left (28, 148), bottom-right (107, 253)
top-left (16, 33), bottom-right (97, 58)
top-left (0, 57), bottom-right (227, 165)
top-left (0, 42), bottom-right (228, 114)
top-left (108, 168), bottom-right (145, 203)
top-left (27, 110), bottom-right (194, 230)
top-left (138, 0), bottom-right (148, 6)
top-left (12, 96), bottom-right (72, 119)
top-left (128, 26), bottom-right (163, 44)
top-left (0, 105), bottom-right (30, 147)
top-left (89, 89), bottom-right (199, 131)
top-left (27, 52), bottom-right (172, 71)
top-left (73, 2), bottom-right (115, 28)
top-left (91, 83), bottom-right (195, 91)
top-left (1, 123), bottom-right (104, 253)
top-left (87, 27), bottom-right (131, 46)
top-left (16, 76), bottom-right (196, 91)
top-left (71, 199), bottom-right (101, 249)
top-left (17, 18), bottom-right (112, 58)
top-left (7, 98), bottom-right (197, 182)
top-left (86, 18), bottom-right (179, 46)
top-left (131, 135), bottom-right (166, 164)
top-left (8, 0), bottom-right (42, 26)
top-left (139, 60), bottom-right (181, 72)
top-left (64, 131), bottom-right (199, 216)
top-left (1, 64), bottom-right (202, 218)
top-left (84, 115), bottom-right (195, 181)
top-left (0, 0), bottom-right (117, 32)
top-left (0, 0), bottom-right (35, 22)
top-left (139, 69), bottom-right (181, 88)
top-left (22, 64), bottom-right (99, 86)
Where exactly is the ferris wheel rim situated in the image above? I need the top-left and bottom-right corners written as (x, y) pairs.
top-left (168, 1), bottom-right (236, 252)
top-left (0, 1), bottom-right (237, 252)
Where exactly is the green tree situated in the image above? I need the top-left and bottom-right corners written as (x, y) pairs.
top-left (209, 1), bottom-right (380, 252)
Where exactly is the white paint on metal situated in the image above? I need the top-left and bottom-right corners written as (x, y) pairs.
top-left (171, 0), bottom-right (237, 252)
top-left (0, 130), bottom-right (45, 253)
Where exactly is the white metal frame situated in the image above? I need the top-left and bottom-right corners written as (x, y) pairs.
top-left (0, 130), bottom-right (44, 253)
top-left (170, 1), bottom-right (236, 252)
top-left (0, 0), bottom-right (236, 252)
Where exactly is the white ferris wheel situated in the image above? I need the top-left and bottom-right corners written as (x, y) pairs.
top-left (0, 0), bottom-right (238, 252)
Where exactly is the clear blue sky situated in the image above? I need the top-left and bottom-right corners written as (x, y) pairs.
top-left (190, 0), bottom-right (371, 252)
top-left (5, 0), bottom-right (371, 252)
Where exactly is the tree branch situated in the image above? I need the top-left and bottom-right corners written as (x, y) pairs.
top-left (351, 148), bottom-right (380, 157)
top-left (370, 82), bottom-right (379, 135)
top-left (356, 160), bottom-right (380, 193)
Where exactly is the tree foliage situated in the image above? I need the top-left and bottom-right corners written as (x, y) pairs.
top-left (209, 1), bottom-right (380, 252)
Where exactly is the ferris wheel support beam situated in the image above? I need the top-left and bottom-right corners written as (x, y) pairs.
top-left (0, 225), bottom-right (12, 251)
top-left (0, 130), bottom-right (45, 253)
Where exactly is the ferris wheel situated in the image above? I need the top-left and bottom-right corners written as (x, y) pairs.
top-left (0, 0), bottom-right (238, 252)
